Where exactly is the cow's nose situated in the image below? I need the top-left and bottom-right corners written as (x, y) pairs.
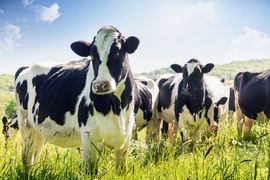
top-left (93, 81), bottom-right (111, 94)
top-left (182, 88), bottom-right (190, 95)
top-left (209, 125), bottom-right (218, 136)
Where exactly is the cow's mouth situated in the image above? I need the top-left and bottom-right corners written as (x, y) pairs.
top-left (93, 81), bottom-right (111, 94)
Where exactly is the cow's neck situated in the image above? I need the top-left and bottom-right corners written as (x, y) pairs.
top-left (189, 80), bottom-right (206, 113)
top-left (90, 66), bottom-right (135, 116)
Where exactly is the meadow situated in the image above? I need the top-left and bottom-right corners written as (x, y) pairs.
top-left (0, 115), bottom-right (270, 180)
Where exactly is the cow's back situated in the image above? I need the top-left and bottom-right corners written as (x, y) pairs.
top-left (156, 73), bottom-right (182, 122)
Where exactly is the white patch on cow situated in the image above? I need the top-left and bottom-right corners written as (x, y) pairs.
top-left (187, 62), bottom-right (198, 76)
top-left (205, 76), bottom-right (229, 123)
top-left (93, 27), bottom-right (120, 91)
top-left (85, 101), bottom-right (135, 150)
top-left (114, 79), bottom-right (125, 100)
top-left (178, 105), bottom-right (207, 142)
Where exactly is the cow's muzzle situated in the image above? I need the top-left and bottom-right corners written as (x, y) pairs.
top-left (182, 87), bottom-right (191, 96)
top-left (93, 81), bottom-right (111, 94)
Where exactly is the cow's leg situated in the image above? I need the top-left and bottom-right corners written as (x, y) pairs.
top-left (169, 122), bottom-right (179, 146)
top-left (20, 126), bottom-right (36, 171)
top-left (132, 130), bottom-right (138, 141)
top-left (145, 120), bottom-right (154, 145)
top-left (81, 131), bottom-right (98, 175)
top-left (115, 134), bottom-right (131, 174)
top-left (152, 118), bottom-right (163, 143)
top-left (235, 97), bottom-right (245, 137)
top-left (244, 118), bottom-right (254, 139)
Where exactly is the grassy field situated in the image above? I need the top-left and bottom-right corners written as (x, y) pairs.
top-left (1, 116), bottom-right (270, 179)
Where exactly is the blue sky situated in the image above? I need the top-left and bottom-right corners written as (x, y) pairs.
top-left (1, 0), bottom-right (270, 75)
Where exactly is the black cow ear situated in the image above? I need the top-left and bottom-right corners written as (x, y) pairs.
top-left (70, 41), bottom-right (92, 57)
top-left (202, 63), bottom-right (214, 74)
top-left (216, 97), bottom-right (227, 106)
top-left (170, 64), bottom-right (183, 73)
top-left (2, 117), bottom-right (7, 124)
top-left (122, 36), bottom-right (139, 54)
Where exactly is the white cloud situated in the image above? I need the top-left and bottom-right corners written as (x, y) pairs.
top-left (22, 0), bottom-right (35, 6)
top-left (160, 1), bottom-right (216, 32)
top-left (17, 17), bottom-right (28, 22)
top-left (0, 9), bottom-right (4, 14)
top-left (226, 27), bottom-right (270, 61)
top-left (35, 3), bottom-right (61, 23)
top-left (182, 0), bottom-right (216, 23)
top-left (0, 23), bottom-right (21, 55)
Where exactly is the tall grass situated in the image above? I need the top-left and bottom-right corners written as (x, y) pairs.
top-left (1, 117), bottom-right (270, 179)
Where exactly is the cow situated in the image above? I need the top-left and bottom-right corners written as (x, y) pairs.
top-left (15, 26), bottom-right (140, 174)
top-left (234, 70), bottom-right (270, 138)
top-left (154, 59), bottom-right (229, 147)
top-left (2, 115), bottom-right (19, 146)
top-left (228, 85), bottom-right (235, 123)
top-left (132, 76), bottom-right (159, 145)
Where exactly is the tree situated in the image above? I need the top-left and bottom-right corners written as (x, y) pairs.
top-left (5, 99), bottom-right (17, 119)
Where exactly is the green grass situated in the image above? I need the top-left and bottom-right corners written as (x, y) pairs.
top-left (1, 116), bottom-right (270, 179)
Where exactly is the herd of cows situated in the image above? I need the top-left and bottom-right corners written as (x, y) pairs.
top-left (1, 26), bottom-right (270, 174)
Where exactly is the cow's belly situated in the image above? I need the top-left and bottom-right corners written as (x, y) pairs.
top-left (248, 111), bottom-right (268, 122)
top-left (32, 119), bottom-right (82, 148)
top-left (158, 106), bottom-right (175, 123)
top-left (134, 109), bottom-right (148, 130)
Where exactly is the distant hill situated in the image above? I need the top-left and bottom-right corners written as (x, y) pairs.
top-left (134, 58), bottom-right (270, 82)
top-left (0, 74), bottom-right (15, 91)
top-left (1, 59), bottom-right (270, 89)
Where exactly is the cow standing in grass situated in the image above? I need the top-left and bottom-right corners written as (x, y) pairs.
top-left (234, 70), bottom-right (270, 138)
top-left (15, 26), bottom-right (140, 174)
top-left (132, 76), bottom-right (159, 144)
top-left (154, 59), bottom-right (229, 146)
top-left (2, 115), bottom-right (19, 146)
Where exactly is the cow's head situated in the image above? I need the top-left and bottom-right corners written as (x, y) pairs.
top-left (171, 59), bottom-right (214, 96)
top-left (71, 26), bottom-right (139, 95)
top-left (210, 97), bottom-right (228, 134)
top-left (2, 115), bottom-right (19, 147)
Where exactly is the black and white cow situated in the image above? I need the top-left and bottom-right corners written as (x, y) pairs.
top-left (228, 85), bottom-right (235, 123)
top-left (2, 115), bottom-right (19, 146)
top-left (15, 26), bottom-right (140, 174)
top-left (155, 59), bottom-right (229, 145)
top-left (132, 76), bottom-right (159, 144)
top-left (234, 70), bottom-right (270, 138)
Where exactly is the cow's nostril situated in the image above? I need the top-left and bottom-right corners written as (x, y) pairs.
top-left (182, 88), bottom-right (190, 95)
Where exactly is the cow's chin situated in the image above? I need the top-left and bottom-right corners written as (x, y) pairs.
top-left (92, 87), bottom-right (114, 95)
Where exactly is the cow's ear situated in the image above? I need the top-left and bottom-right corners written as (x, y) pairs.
top-left (70, 41), bottom-right (92, 57)
top-left (2, 117), bottom-right (7, 124)
top-left (122, 36), bottom-right (139, 54)
top-left (202, 63), bottom-right (214, 74)
top-left (216, 97), bottom-right (227, 106)
top-left (170, 64), bottom-right (183, 73)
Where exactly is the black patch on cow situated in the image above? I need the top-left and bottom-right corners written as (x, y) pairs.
top-left (134, 79), bottom-right (153, 121)
top-left (157, 75), bottom-right (176, 112)
top-left (31, 59), bottom-right (90, 125)
top-left (220, 77), bottom-right (225, 83)
top-left (16, 80), bottom-right (29, 110)
top-left (236, 70), bottom-right (270, 120)
top-left (78, 96), bottom-right (94, 127)
top-left (229, 86), bottom-right (235, 111)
